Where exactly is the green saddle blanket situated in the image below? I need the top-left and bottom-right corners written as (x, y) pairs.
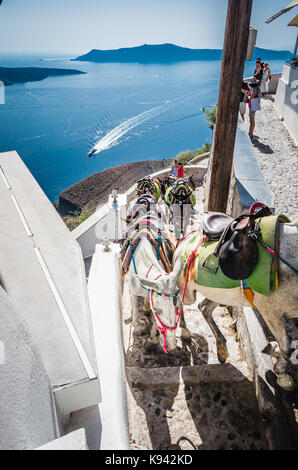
top-left (183, 214), bottom-right (289, 297)
top-left (164, 185), bottom-right (196, 208)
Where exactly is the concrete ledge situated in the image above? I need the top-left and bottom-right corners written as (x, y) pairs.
top-left (0, 151), bottom-right (100, 414)
top-left (188, 152), bottom-right (209, 164)
top-left (87, 243), bottom-right (130, 450)
top-left (232, 117), bottom-right (274, 213)
top-left (36, 428), bottom-right (88, 450)
top-left (54, 378), bottom-right (101, 415)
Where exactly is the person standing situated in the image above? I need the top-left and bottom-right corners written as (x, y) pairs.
top-left (239, 79), bottom-right (250, 121)
top-left (177, 162), bottom-right (184, 178)
top-left (254, 59), bottom-right (264, 85)
top-left (170, 159), bottom-right (178, 177)
top-left (261, 62), bottom-right (271, 96)
top-left (248, 78), bottom-right (261, 140)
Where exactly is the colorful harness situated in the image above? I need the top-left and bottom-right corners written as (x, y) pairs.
top-left (128, 238), bottom-right (205, 354)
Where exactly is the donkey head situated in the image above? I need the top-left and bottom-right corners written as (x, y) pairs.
top-left (133, 258), bottom-right (184, 352)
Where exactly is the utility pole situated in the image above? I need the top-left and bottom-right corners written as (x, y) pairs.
top-left (205, 0), bottom-right (253, 213)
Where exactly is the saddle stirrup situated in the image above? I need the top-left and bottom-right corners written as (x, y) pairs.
top-left (201, 223), bottom-right (232, 274)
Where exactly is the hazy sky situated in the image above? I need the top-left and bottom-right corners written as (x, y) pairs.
top-left (0, 0), bottom-right (297, 55)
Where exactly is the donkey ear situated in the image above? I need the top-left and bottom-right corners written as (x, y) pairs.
top-left (134, 274), bottom-right (160, 292)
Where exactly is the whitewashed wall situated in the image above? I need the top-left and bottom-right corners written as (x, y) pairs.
top-left (0, 286), bottom-right (58, 449)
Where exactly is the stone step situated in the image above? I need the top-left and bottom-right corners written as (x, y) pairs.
top-left (126, 362), bottom-right (250, 388)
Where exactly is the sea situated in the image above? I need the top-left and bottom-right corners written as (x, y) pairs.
top-left (0, 54), bottom-right (286, 202)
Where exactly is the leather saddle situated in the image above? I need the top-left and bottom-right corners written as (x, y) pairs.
top-left (202, 212), bottom-right (234, 240)
top-left (201, 210), bottom-right (269, 280)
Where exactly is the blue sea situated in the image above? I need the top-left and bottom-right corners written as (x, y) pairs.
top-left (0, 54), bottom-right (285, 202)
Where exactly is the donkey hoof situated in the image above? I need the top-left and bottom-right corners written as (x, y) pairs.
top-left (181, 328), bottom-right (191, 341)
top-left (217, 342), bottom-right (229, 364)
top-left (277, 374), bottom-right (295, 392)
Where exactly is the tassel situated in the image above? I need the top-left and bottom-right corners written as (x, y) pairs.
top-left (241, 280), bottom-right (257, 309)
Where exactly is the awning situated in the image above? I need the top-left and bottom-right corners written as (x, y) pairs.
top-left (288, 14), bottom-right (298, 26)
top-left (266, 0), bottom-right (298, 23)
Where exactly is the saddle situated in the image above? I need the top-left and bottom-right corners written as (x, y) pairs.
top-left (202, 206), bottom-right (272, 280)
top-left (136, 177), bottom-right (161, 200)
top-left (202, 212), bottom-right (233, 240)
top-left (165, 179), bottom-right (196, 207)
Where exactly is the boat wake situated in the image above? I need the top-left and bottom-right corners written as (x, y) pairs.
top-left (88, 90), bottom-right (202, 157)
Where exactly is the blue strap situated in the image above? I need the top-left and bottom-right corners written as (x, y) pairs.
top-left (272, 253), bottom-right (298, 275)
top-left (156, 236), bottom-right (162, 261)
top-left (130, 242), bottom-right (137, 274)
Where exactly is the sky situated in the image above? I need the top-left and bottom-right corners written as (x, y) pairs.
top-left (0, 0), bottom-right (297, 55)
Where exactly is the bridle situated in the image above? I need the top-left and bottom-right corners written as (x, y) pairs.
top-left (141, 264), bottom-right (182, 355)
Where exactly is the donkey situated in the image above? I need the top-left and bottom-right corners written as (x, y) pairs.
top-left (137, 220), bottom-right (298, 390)
top-left (136, 177), bottom-right (162, 202)
top-left (163, 178), bottom-right (196, 239)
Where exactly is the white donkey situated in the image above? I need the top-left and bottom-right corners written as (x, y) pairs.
top-left (128, 236), bottom-right (188, 353)
top-left (137, 221), bottom-right (298, 390)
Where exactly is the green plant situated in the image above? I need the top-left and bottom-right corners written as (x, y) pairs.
top-left (204, 105), bottom-right (217, 130)
top-left (174, 142), bottom-right (211, 165)
top-left (64, 208), bottom-right (93, 231)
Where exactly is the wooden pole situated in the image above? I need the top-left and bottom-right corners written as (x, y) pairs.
top-left (205, 0), bottom-right (253, 213)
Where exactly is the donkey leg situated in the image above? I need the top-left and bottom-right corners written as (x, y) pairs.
top-left (130, 291), bottom-right (140, 331)
top-left (199, 298), bottom-right (229, 363)
top-left (149, 322), bottom-right (159, 345)
top-left (143, 296), bottom-right (151, 313)
top-left (261, 312), bottom-right (294, 391)
top-left (180, 309), bottom-right (191, 341)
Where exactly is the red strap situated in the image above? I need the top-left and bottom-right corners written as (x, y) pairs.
top-left (175, 230), bottom-right (197, 249)
top-left (182, 235), bottom-right (207, 303)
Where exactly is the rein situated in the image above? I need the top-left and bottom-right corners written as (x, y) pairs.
top-left (145, 266), bottom-right (182, 355)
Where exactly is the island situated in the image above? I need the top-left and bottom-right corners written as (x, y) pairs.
top-left (73, 43), bottom-right (292, 64)
top-left (0, 67), bottom-right (85, 86)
